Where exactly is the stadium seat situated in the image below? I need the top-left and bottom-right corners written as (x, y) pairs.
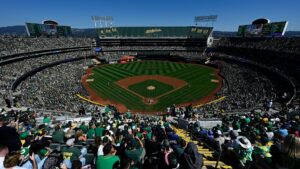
top-left (49, 143), bottom-right (61, 151)
top-left (86, 139), bottom-right (95, 145)
top-left (74, 145), bottom-right (83, 150)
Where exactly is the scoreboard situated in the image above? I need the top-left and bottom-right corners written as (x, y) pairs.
top-left (25, 23), bottom-right (72, 37)
top-left (237, 21), bottom-right (288, 37)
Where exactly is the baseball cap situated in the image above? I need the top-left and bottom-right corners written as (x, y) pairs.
top-left (66, 138), bottom-right (75, 146)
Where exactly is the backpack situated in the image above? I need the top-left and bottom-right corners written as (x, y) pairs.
top-left (42, 150), bottom-right (63, 169)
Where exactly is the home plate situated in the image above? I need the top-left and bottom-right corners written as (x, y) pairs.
top-left (86, 79), bottom-right (94, 82)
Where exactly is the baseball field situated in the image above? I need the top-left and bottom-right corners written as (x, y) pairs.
top-left (82, 60), bottom-right (221, 112)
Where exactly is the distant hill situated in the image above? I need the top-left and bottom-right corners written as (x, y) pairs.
top-left (0, 25), bottom-right (97, 37)
top-left (0, 25), bottom-right (299, 38)
top-left (71, 28), bottom-right (97, 37)
top-left (212, 31), bottom-right (237, 38)
top-left (0, 25), bottom-right (27, 35)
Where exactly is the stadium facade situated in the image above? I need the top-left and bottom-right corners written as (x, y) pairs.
top-left (95, 26), bottom-right (213, 58)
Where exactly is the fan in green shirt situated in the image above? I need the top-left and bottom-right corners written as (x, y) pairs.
top-left (97, 143), bottom-right (120, 169)
top-left (95, 123), bottom-right (104, 137)
top-left (62, 138), bottom-right (82, 161)
top-left (43, 115), bottom-right (51, 125)
top-left (52, 125), bottom-right (65, 143)
top-left (80, 122), bottom-right (89, 133)
top-left (87, 124), bottom-right (96, 139)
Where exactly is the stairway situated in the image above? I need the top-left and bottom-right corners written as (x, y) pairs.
top-left (173, 127), bottom-right (233, 169)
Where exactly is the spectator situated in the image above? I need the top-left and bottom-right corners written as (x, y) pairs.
top-left (95, 123), bottom-right (104, 138)
top-left (87, 123), bottom-right (96, 139)
top-left (96, 143), bottom-right (120, 169)
top-left (179, 142), bottom-right (202, 169)
top-left (62, 138), bottom-right (85, 168)
top-left (0, 145), bottom-right (9, 168)
top-left (125, 136), bottom-right (145, 168)
top-left (52, 125), bottom-right (65, 144)
top-left (276, 134), bottom-right (300, 169)
top-left (234, 136), bottom-right (253, 168)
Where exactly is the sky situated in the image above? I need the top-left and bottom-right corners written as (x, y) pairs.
top-left (0, 0), bottom-right (299, 31)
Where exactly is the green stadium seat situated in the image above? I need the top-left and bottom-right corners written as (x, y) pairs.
top-left (49, 143), bottom-right (61, 151)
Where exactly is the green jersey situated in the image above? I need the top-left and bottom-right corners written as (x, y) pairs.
top-left (62, 146), bottom-right (81, 161)
top-left (96, 155), bottom-right (120, 169)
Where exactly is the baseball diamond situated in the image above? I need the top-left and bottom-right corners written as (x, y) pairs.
top-left (82, 60), bottom-right (222, 112)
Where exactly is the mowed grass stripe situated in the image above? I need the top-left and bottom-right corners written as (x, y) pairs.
top-left (101, 66), bottom-right (135, 79)
top-left (92, 69), bottom-right (120, 81)
top-left (106, 65), bottom-right (137, 76)
top-left (90, 80), bottom-right (144, 109)
top-left (156, 83), bottom-right (216, 108)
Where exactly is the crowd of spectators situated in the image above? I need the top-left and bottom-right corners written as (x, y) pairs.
top-left (17, 59), bottom-right (94, 112)
top-left (213, 37), bottom-right (300, 110)
top-left (0, 35), bottom-right (92, 57)
top-left (188, 109), bottom-right (300, 169)
top-left (0, 108), bottom-right (204, 169)
top-left (1, 102), bottom-right (300, 169)
top-left (195, 61), bottom-right (277, 113)
top-left (101, 46), bottom-right (203, 51)
top-left (214, 37), bottom-right (300, 55)
top-left (0, 51), bottom-right (92, 108)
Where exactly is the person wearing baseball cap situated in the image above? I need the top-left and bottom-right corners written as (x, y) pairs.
top-left (61, 138), bottom-right (82, 168)
top-left (235, 136), bottom-right (253, 167)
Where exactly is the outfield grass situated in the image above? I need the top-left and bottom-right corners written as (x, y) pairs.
top-left (128, 80), bottom-right (174, 98)
top-left (88, 60), bottom-right (219, 111)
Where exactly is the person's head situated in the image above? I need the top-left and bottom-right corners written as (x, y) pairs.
top-left (0, 145), bottom-right (9, 157)
top-left (72, 160), bottom-right (82, 169)
top-left (103, 143), bottom-right (116, 155)
top-left (229, 130), bottom-right (239, 140)
top-left (179, 139), bottom-right (187, 148)
top-left (281, 134), bottom-right (300, 159)
top-left (151, 134), bottom-right (156, 141)
top-left (96, 122), bottom-right (101, 128)
top-left (66, 138), bottom-right (75, 147)
top-left (54, 125), bottom-right (61, 131)
top-left (127, 139), bottom-right (138, 150)
top-left (168, 152), bottom-right (179, 169)
top-left (89, 123), bottom-right (95, 129)
top-left (3, 151), bottom-right (22, 168)
top-left (75, 130), bottom-right (85, 141)
top-left (102, 136), bottom-right (110, 145)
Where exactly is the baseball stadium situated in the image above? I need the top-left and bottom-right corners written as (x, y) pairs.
top-left (1, 1), bottom-right (300, 169)
top-left (79, 26), bottom-right (222, 113)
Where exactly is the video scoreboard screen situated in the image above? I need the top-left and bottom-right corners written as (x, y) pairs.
top-left (237, 21), bottom-right (288, 37)
top-left (57, 26), bottom-right (72, 36)
top-left (25, 23), bottom-right (72, 37)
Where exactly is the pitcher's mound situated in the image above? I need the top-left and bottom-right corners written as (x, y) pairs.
top-left (147, 85), bottom-right (156, 90)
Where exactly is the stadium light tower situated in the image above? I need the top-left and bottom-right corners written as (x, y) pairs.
top-left (91, 16), bottom-right (114, 29)
top-left (194, 15), bottom-right (218, 27)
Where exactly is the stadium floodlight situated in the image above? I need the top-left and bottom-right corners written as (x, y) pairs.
top-left (92, 16), bottom-right (114, 28)
top-left (194, 15), bottom-right (218, 27)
